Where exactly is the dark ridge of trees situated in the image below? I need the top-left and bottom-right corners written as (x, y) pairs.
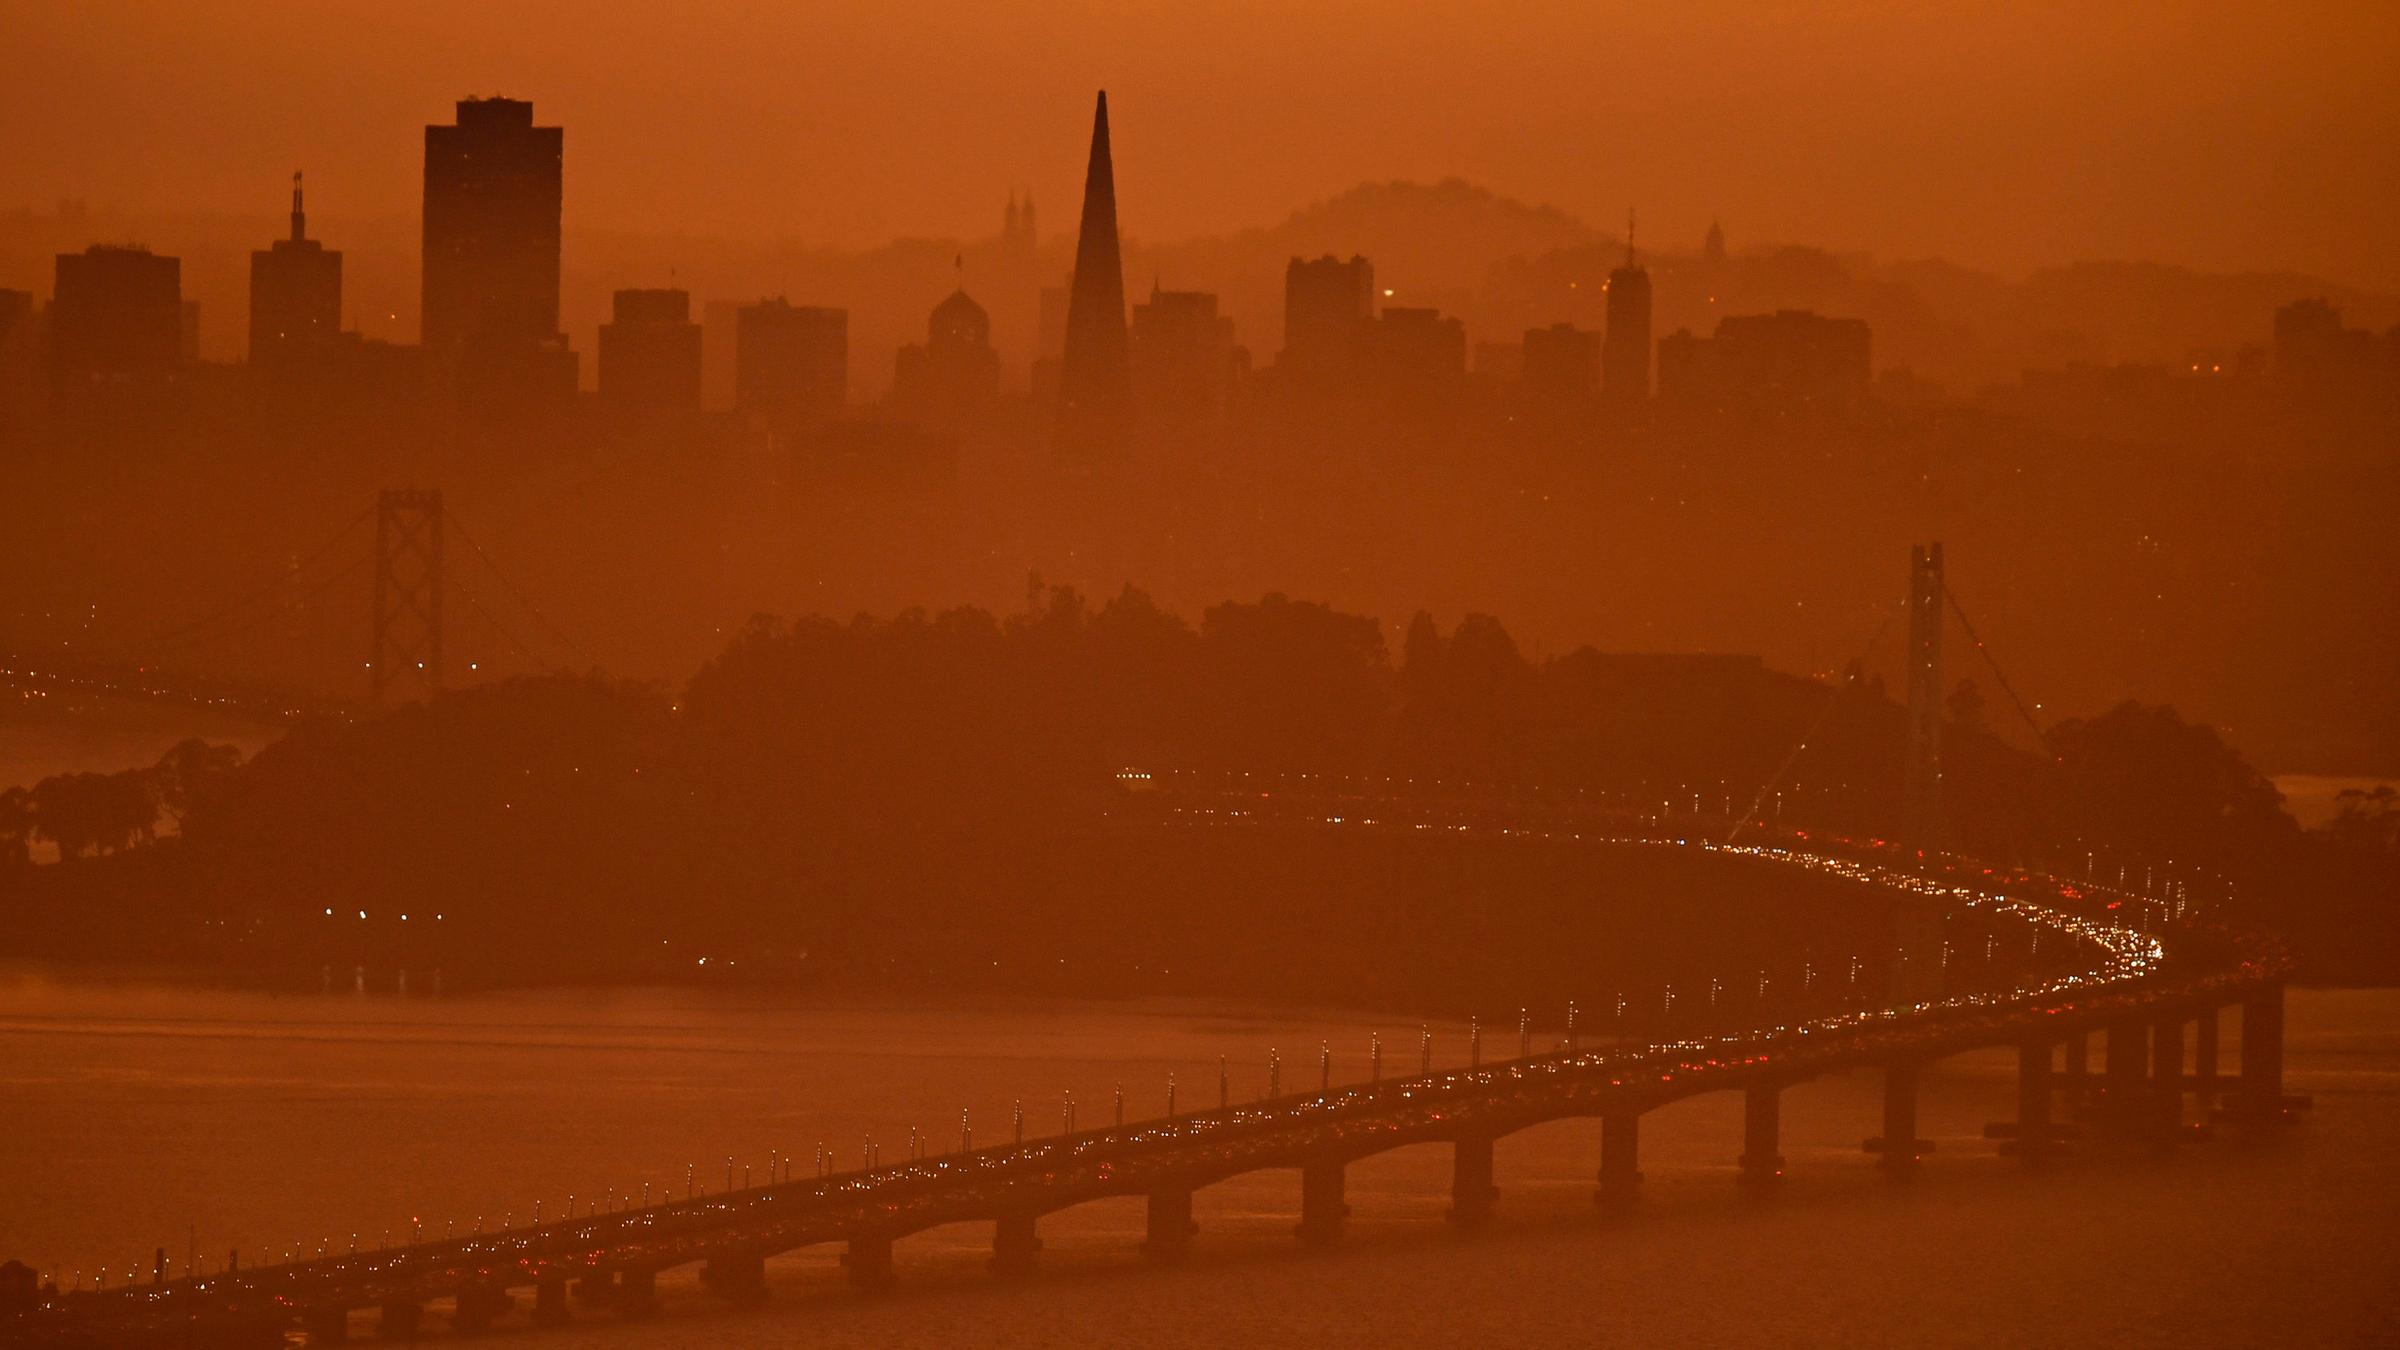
top-left (0, 739), bottom-right (245, 866)
top-left (4, 591), bottom-right (2392, 985)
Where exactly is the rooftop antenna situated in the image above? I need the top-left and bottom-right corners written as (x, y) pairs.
top-left (1625, 207), bottom-right (1637, 268)
top-left (290, 170), bottom-right (306, 243)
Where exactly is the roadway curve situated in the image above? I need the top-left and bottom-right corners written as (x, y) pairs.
top-left (11, 811), bottom-right (2291, 1347)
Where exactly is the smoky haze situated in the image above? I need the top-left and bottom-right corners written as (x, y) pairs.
top-left (5, 0), bottom-right (2396, 289)
top-left (5, 8), bottom-right (2400, 1348)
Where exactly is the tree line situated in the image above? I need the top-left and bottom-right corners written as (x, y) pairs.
top-left (5, 586), bottom-right (2391, 982)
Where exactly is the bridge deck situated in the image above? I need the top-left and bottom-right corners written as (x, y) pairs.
top-left (13, 830), bottom-right (2288, 1345)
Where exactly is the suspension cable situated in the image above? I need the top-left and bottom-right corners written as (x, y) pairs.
top-left (443, 513), bottom-right (605, 672)
top-left (114, 505), bottom-right (375, 658)
top-left (1725, 597), bottom-right (1901, 846)
top-left (1942, 582), bottom-right (2054, 758)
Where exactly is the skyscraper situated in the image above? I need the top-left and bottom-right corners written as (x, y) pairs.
top-left (1365, 307), bottom-right (1467, 390)
top-left (1602, 214), bottom-right (1651, 408)
top-left (1656, 310), bottom-right (1872, 412)
top-left (1522, 321), bottom-right (1600, 399)
top-left (735, 298), bottom-right (847, 431)
top-left (248, 171), bottom-right (342, 366)
top-left (1056, 91), bottom-right (1130, 450)
top-left (1130, 284), bottom-right (1242, 418)
top-left (421, 97), bottom-right (573, 401)
top-left (597, 288), bottom-right (702, 409)
top-left (49, 245), bottom-right (182, 398)
top-left (1279, 254), bottom-right (1376, 381)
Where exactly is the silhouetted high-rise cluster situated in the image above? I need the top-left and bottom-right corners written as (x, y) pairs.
top-left (6, 87), bottom-right (2391, 455)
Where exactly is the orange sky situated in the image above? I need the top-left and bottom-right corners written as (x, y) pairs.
top-left (5, 0), bottom-right (2395, 288)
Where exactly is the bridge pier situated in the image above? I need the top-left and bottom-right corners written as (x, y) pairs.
top-left (1869, 1062), bottom-right (1931, 1176)
top-left (373, 1298), bottom-right (420, 1341)
top-left (571, 1270), bottom-right (616, 1307)
top-left (2151, 1014), bottom-right (2188, 1143)
top-left (2063, 1032), bottom-right (2090, 1113)
top-left (844, 1233), bottom-right (895, 1290)
top-left (613, 1266), bottom-right (658, 1318)
top-left (990, 1212), bottom-right (1042, 1277)
top-left (1448, 1132), bottom-right (1498, 1228)
top-left (2100, 1017), bottom-right (2150, 1139)
top-left (1141, 1186), bottom-right (1198, 1262)
top-left (1295, 1159), bottom-right (1348, 1246)
top-left (531, 1275), bottom-right (571, 1326)
top-left (449, 1284), bottom-right (513, 1334)
top-left (1738, 1082), bottom-right (1784, 1191)
top-left (2216, 982), bottom-right (2307, 1126)
top-left (2193, 1003), bottom-right (2222, 1106)
top-left (302, 1305), bottom-right (350, 1345)
top-left (703, 1249), bottom-right (769, 1304)
top-left (1595, 1111), bottom-right (1641, 1209)
top-left (2006, 1038), bottom-right (2063, 1163)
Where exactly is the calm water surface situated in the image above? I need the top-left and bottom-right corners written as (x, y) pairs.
top-left (2, 972), bottom-right (2394, 1347)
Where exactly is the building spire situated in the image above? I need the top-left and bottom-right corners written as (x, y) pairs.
top-left (1625, 207), bottom-right (1637, 268)
top-left (1058, 89), bottom-right (1130, 448)
top-left (290, 170), bottom-right (307, 243)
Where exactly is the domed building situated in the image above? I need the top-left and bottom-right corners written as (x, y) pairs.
top-left (893, 287), bottom-right (1001, 422)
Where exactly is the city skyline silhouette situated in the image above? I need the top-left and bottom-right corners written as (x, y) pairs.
top-left (1, 12), bottom-right (2395, 1346)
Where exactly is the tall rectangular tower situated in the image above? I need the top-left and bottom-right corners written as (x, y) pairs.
top-left (249, 172), bottom-right (342, 365)
top-left (1602, 246), bottom-right (1652, 406)
top-left (1280, 254), bottom-right (1375, 377)
top-left (50, 245), bottom-right (182, 397)
top-left (598, 288), bottom-right (702, 409)
top-left (421, 97), bottom-right (563, 360)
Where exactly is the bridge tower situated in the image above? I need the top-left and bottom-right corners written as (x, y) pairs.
top-left (1892, 542), bottom-right (1946, 1003)
top-left (370, 489), bottom-right (445, 702)
top-left (1901, 542), bottom-right (1944, 855)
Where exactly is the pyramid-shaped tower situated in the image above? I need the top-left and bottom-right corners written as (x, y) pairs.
top-left (1057, 91), bottom-right (1131, 452)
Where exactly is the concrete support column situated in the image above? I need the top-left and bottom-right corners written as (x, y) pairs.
top-left (2064, 1032), bottom-right (2091, 1113)
top-left (2104, 1017), bottom-right (2149, 1137)
top-left (1142, 1186), bottom-right (1198, 1262)
top-left (374, 1298), bottom-right (420, 1341)
top-left (571, 1271), bottom-right (616, 1307)
top-left (450, 1285), bottom-right (512, 1334)
top-left (1448, 1132), bottom-right (1498, 1228)
top-left (843, 1233), bottom-right (894, 1291)
top-left (2240, 982), bottom-right (2286, 1121)
top-left (302, 1306), bottom-right (349, 1346)
top-left (2152, 1014), bottom-right (2187, 1140)
top-left (612, 1267), bottom-right (657, 1318)
top-left (1877, 1062), bottom-right (1923, 1176)
top-left (1295, 1158), bottom-right (1348, 1246)
top-left (1595, 1111), bottom-right (1641, 1209)
top-left (2193, 1004), bottom-right (2222, 1105)
top-left (531, 1275), bottom-right (570, 1326)
top-left (1738, 1082), bottom-right (1784, 1190)
top-left (2014, 1038), bottom-right (2057, 1164)
top-left (702, 1249), bottom-right (768, 1305)
top-left (990, 1212), bottom-right (1041, 1277)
